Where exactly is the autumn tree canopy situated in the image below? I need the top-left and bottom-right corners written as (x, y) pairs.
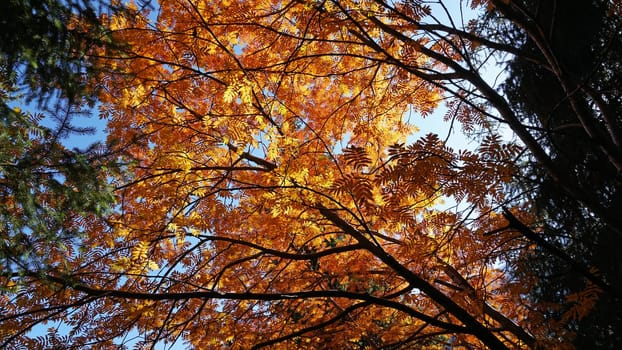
top-left (1, 0), bottom-right (620, 349)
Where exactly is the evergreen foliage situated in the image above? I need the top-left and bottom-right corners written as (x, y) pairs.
top-left (498, 0), bottom-right (622, 347)
top-left (0, 0), bottom-right (120, 278)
